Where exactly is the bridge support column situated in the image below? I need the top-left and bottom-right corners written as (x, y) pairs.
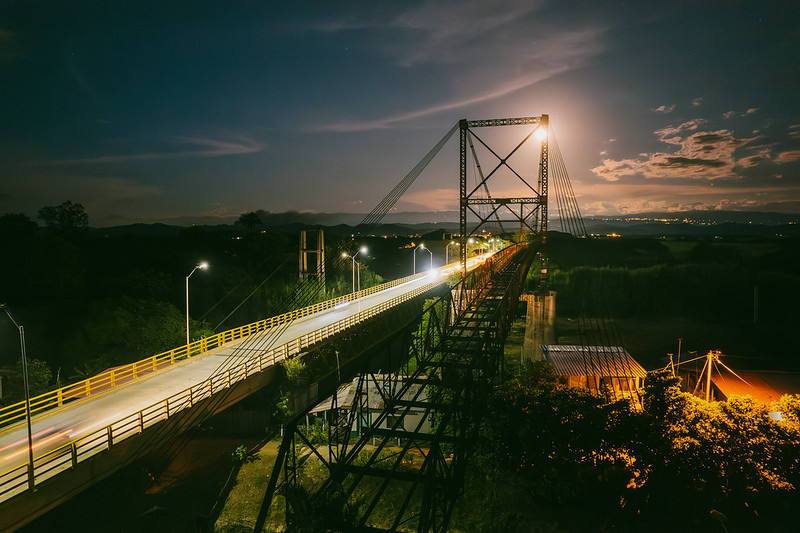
top-left (521, 290), bottom-right (556, 362)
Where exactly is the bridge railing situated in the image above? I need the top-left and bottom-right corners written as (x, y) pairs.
top-left (0, 272), bottom-right (447, 504)
top-left (0, 271), bottom-right (431, 430)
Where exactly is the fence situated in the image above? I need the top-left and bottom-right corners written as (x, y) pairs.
top-left (0, 272), bottom-right (447, 504)
top-left (0, 270), bottom-right (438, 429)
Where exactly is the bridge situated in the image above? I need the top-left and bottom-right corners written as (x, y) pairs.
top-left (0, 115), bottom-right (587, 531)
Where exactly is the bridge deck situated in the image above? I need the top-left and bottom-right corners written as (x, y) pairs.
top-left (0, 261), bottom-right (484, 509)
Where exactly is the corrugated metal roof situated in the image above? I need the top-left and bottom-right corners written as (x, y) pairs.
top-left (541, 345), bottom-right (647, 378)
top-left (712, 369), bottom-right (800, 403)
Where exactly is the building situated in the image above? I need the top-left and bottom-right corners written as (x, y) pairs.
top-left (309, 375), bottom-right (431, 437)
top-left (541, 344), bottom-right (647, 400)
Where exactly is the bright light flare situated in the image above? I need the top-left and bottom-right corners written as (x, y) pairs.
top-left (535, 126), bottom-right (547, 141)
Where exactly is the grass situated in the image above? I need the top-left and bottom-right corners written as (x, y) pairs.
top-left (214, 440), bottom-right (285, 533)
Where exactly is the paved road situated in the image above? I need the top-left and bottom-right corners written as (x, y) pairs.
top-left (0, 266), bottom-right (455, 481)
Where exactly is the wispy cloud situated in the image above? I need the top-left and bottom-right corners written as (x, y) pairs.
top-left (43, 134), bottom-right (264, 165)
top-left (0, 173), bottom-right (162, 222)
top-left (652, 104), bottom-right (676, 113)
top-left (312, 1), bottom-right (606, 132)
top-left (776, 150), bottom-right (800, 163)
top-left (315, 71), bottom-right (572, 132)
top-left (399, 188), bottom-right (459, 211)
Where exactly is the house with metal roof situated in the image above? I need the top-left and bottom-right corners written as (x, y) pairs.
top-left (541, 345), bottom-right (647, 400)
top-left (309, 375), bottom-right (431, 437)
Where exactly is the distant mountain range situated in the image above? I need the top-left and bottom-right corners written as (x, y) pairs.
top-left (94, 209), bottom-right (799, 239)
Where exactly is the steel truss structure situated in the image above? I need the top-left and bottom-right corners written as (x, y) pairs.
top-left (255, 243), bottom-right (536, 532)
top-left (459, 115), bottom-right (549, 280)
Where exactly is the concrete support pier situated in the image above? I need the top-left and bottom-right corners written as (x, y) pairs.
top-left (521, 290), bottom-right (557, 362)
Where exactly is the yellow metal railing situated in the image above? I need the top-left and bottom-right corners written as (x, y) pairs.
top-left (0, 272), bottom-right (448, 504)
top-left (0, 271), bottom-right (428, 430)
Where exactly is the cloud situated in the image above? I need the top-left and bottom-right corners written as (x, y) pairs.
top-left (776, 150), bottom-right (800, 163)
top-left (723, 108), bottom-right (759, 119)
top-left (0, 173), bottom-right (162, 224)
top-left (691, 97), bottom-right (704, 107)
top-left (737, 147), bottom-right (772, 168)
top-left (399, 188), bottom-right (459, 211)
top-left (315, 72), bottom-right (567, 132)
top-left (43, 134), bottom-right (264, 165)
top-left (592, 119), bottom-right (758, 181)
top-left (312, 2), bottom-right (606, 131)
top-left (653, 104), bottom-right (676, 113)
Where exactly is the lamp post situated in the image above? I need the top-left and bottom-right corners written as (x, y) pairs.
top-left (1, 304), bottom-right (35, 489)
top-left (342, 247), bottom-right (367, 293)
top-left (186, 262), bottom-right (208, 346)
top-left (446, 241), bottom-right (459, 264)
top-left (414, 244), bottom-right (432, 274)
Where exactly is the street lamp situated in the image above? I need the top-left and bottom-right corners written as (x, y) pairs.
top-left (1, 304), bottom-right (34, 489)
top-left (414, 244), bottom-right (432, 274)
top-left (186, 261), bottom-right (209, 345)
top-left (446, 241), bottom-right (460, 264)
top-left (342, 247), bottom-right (367, 293)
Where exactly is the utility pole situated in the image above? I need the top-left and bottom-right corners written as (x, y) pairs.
top-left (705, 350), bottom-right (714, 402)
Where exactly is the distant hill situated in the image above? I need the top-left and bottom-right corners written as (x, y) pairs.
top-left (89, 210), bottom-right (799, 239)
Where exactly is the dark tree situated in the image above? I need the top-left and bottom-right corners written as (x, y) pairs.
top-left (0, 213), bottom-right (38, 238)
top-left (236, 211), bottom-right (263, 233)
top-left (37, 201), bottom-right (89, 234)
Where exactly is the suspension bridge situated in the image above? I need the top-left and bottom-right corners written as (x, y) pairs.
top-left (0, 115), bottom-right (592, 532)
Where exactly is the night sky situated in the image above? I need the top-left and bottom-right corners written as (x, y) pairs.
top-left (2, 1), bottom-right (799, 226)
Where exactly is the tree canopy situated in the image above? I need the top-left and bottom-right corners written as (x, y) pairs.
top-left (37, 201), bottom-right (89, 235)
top-left (462, 363), bottom-right (800, 532)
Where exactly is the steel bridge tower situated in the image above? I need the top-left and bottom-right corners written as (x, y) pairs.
top-left (459, 115), bottom-right (549, 288)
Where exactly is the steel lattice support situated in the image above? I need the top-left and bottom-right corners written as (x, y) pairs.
top-left (255, 244), bottom-right (535, 532)
top-left (458, 115), bottom-right (549, 289)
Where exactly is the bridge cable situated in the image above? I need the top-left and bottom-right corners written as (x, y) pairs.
top-left (353, 122), bottom-right (458, 235)
top-left (131, 123), bottom-right (462, 479)
top-left (549, 131), bottom-right (587, 237)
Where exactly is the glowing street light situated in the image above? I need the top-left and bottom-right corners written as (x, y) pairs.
top-left (342, 246), bottom-right (367, 293)
top-left (467, 238), bottom-right (476, 257)
top-left (1, 304), bottom-right (35, 489)
top-left (446, 241), bottom-right (459, 264)
top-left (186, 261), bottom-right (209, 345)
top-left (414, 243), bottom-right (432, 274)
